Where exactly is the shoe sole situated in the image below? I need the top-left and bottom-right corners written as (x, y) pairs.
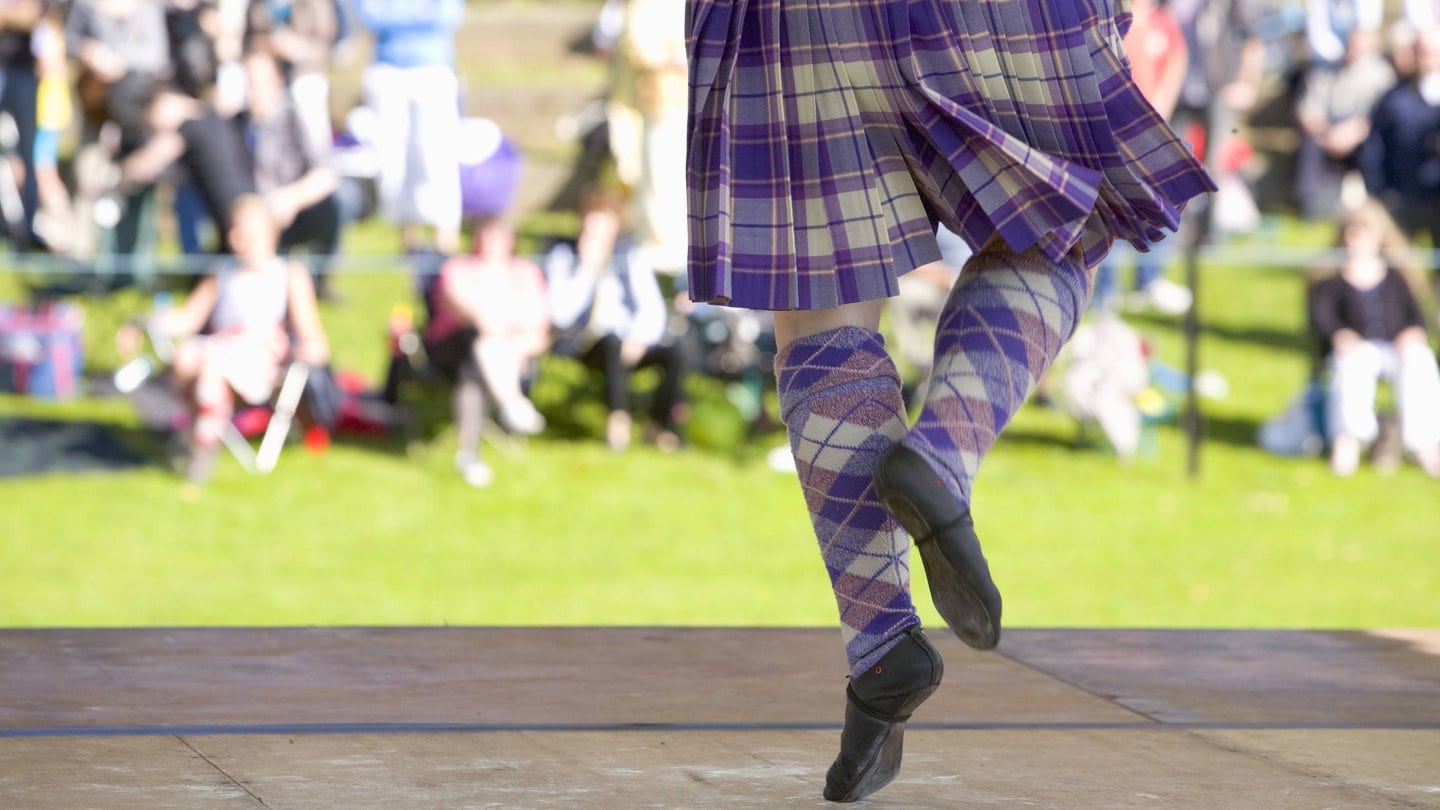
top-left (873, 445), bottom-right (1002, 650)
top-left (823, 714), bottom-right (908, 803)
top-left (824, 685), bottom-right (939, 803)
top-left (824, 628), bottom-right (944, 802)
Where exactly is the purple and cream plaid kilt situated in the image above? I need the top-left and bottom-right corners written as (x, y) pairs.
top-left (686, 0), bottom-right (1217, 310)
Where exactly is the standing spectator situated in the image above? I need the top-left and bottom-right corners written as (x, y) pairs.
top-left (242, 48), bottom-right (343, 299)
top-left (1093, 0), bottom-right (1193, 314)
top-left (66, 0), bottom-right (174, 270)
top-left (358, 0), bottom-right (464, 255)
top-left (1172, 0), bottom-right (1264, 138)
top-left (210, 0), bottom-right (250, 112)
top-left (32, 5), bottom-right (74, 250)
top-left (0, 0), bottom-right (44, 249)
top-left (246, 0), bottom-right (339, 162)
top-left (1358, 28), bottom-right (1440, 262)
top-left (1304, 0), bottom-right (1384, 71)
top-left (1292, 25), bottom-right (1393, 220)
top-left (1308, 199), bottom-right (1440, 478)
top-left (165, 0), bottom-right (219, 101)
top-left (66, 0), bottom-right (173, 130)
top-left (610, 0), bottom-right (686, 275)
top-left (1405, 0), bottom-right (1440, 36)
top-left (1170, 0), bottom-right (1264, 234)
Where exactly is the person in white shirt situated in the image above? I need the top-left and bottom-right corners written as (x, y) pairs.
top-left (156, 195), bottom-right (329, 483)
top-left (544, 189), bottom-right (688, 451)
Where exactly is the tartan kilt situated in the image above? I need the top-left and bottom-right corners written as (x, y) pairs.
top-left (686, 0), bottom-right (1217, 311)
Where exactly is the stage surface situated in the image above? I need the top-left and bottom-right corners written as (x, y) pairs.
top-left (2, 627), bottom-right (1437, 807)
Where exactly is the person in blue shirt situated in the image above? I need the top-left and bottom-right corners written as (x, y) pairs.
top-left (1358, 28), bottom-right (1440, 255)
top-left (358, 0), bottom-right (465, 254)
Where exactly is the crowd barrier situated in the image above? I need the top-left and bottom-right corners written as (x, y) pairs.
top-left (0, 245), bottom-right (1429, 279)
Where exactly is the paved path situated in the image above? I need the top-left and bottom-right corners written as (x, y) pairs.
top-left (2, 627), bottom-right (1437, 807)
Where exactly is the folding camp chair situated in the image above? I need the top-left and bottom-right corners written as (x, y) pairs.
top-left (218, 360), bottom-right (311, 474)
top-left (131, 310), bottom-right (314, 475)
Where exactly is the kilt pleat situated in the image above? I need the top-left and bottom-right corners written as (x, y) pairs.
top-left (687, 0), bottom-right (1215, 311)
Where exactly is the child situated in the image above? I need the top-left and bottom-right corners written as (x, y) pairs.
top-left (155, 195), bottom-right (329, 483)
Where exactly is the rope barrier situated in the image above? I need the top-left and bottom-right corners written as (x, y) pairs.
top-left (0, 245), bottom-right (1428, 279)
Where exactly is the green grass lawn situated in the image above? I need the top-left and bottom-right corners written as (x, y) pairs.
top-left (2, 215), bottom-right (1438, 630)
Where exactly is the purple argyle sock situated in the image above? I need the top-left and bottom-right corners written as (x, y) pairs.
top-left (776, 326), bottom-right (920, 678)
top-left (903, 241), bottom-right (1095, 504)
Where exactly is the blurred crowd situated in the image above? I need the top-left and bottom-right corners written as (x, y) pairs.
top-left (1, 0), bottom-right (1439, 484)
top-left (1064, 0), bottom-right (1440, 479)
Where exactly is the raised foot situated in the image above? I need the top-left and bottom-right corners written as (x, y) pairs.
top-left (873, 444), bottom-right (1002, 650)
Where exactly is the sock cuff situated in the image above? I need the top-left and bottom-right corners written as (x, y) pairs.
top-left (964, 242), bottom-right (1091, 300)
top-left (774, 324), bottom-right (885, 367)
top-left (774, 326), bottom-right (901, 422)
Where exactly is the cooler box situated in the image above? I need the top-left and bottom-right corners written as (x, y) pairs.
top-left (0, 302), bottom-right (86, 400)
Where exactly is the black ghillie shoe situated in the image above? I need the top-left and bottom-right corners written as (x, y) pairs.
top-left (823, 627), bottom-right (944, 803)
top-left (873, 444), bottom-right (1002, 649)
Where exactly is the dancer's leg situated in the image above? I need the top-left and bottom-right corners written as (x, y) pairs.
top-left (774, 302), bottom-right (943, 804)
top-left (873, 240), bottom-right (1095, 649)
top-left (903, 240), bottom-right (1096, 505)
top-left (772, 302), bottom-right (918, 676)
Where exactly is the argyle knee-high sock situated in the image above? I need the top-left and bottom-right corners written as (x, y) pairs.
top-left (776, 326), bottom-right (920, 677)
top-left (903, 242), bottom-right (1095, 505)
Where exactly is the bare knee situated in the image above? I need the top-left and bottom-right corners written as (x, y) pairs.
top-left (773, 300), bottom-right (885, 349)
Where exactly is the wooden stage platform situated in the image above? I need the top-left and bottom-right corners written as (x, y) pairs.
top-left (2, 627), bottom-right (1437, 807)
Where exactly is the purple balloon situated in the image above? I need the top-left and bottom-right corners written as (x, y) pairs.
top-left (459, 130), bottom-right (524, 218)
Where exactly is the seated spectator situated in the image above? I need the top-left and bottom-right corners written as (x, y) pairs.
top-left (115, 81), bottom-right (256, 255)
top-left (1308, 199), bottom-right (1440, 477)
top-left (545, 189), bottom-right (689, 452)
top-left (1058, 311), bottom-right (1152, 462)
top-left (422, 216), bottom-right (550, 487)
top-left (152, 195), bottom-right (329, 483)
top-left (122, 54), bottom-right (343, 294)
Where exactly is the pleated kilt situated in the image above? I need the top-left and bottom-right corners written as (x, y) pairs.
top-left (686, 0), bottom-right (1217, 310)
